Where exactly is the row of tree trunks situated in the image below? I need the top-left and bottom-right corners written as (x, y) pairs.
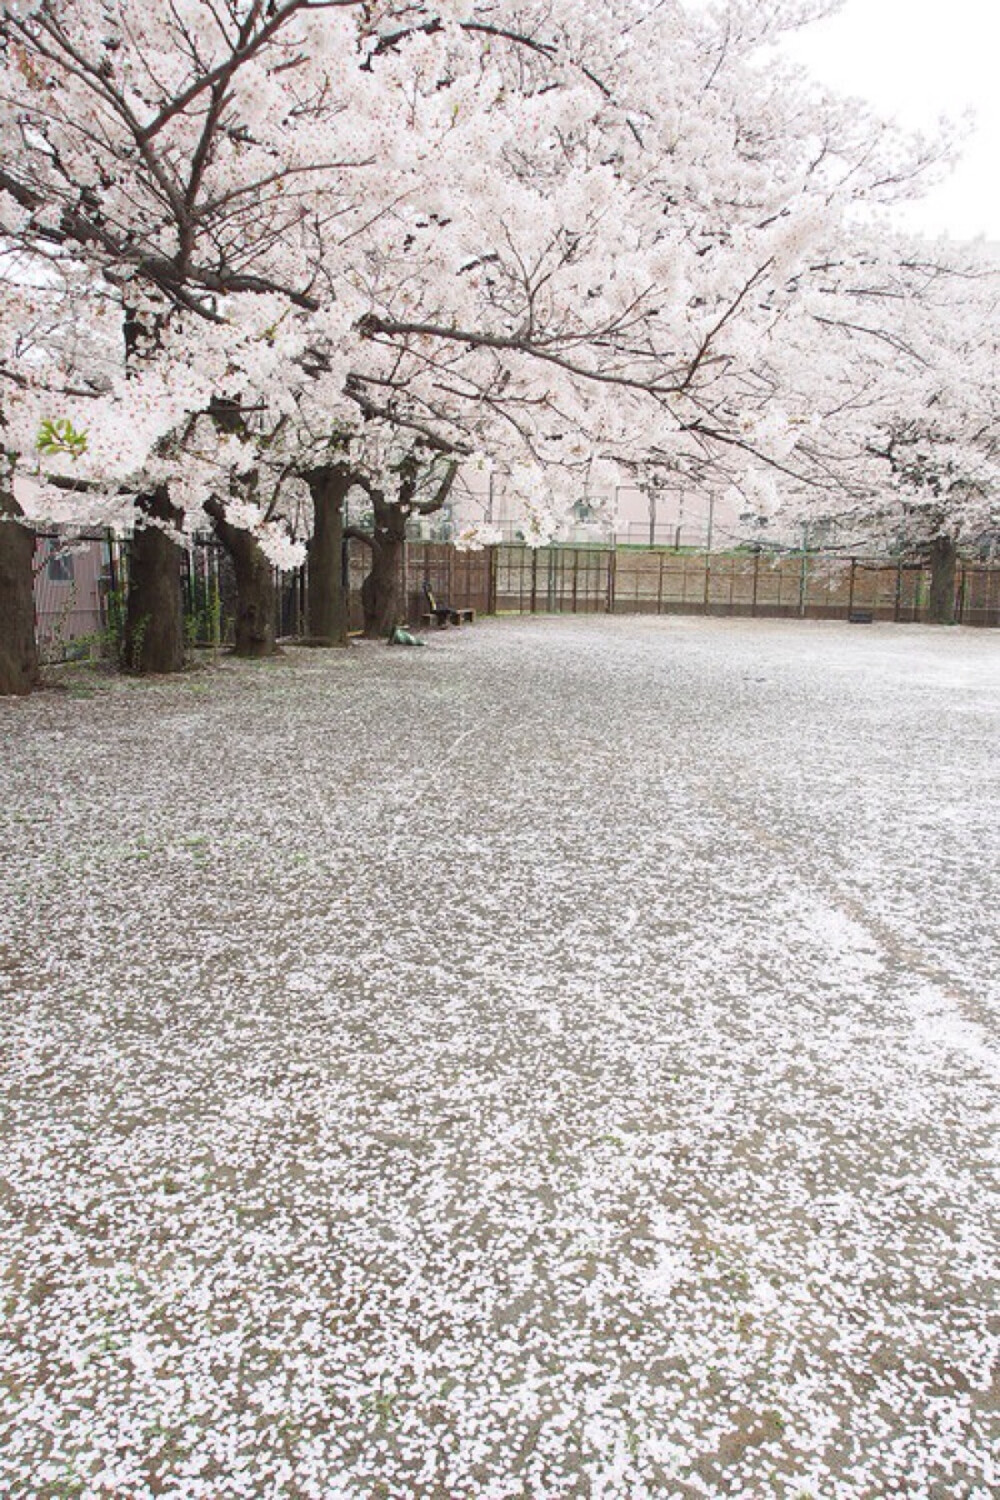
top-left (0, 479), bottom-right (40, 696)
top-left (2, 452), bottom-right (359, 689)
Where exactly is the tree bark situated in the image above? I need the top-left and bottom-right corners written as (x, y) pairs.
top-left (927, 535), bottom-right (958, 624)
top-left (356, 461), bottom-right (457, 638)
top-left (205, 498), bottom-right (277, 657)
top-left (0, 479), bottom-right (40, 696)
top-left (304, 464), bottom-right (352, 645)
top-left (122, 488), bottom-right (186, 675)
top-left (359, 494), bottom-right (408, 638)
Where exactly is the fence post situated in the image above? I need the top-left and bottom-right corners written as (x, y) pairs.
top-left (530, 547), bottom-right (538, 614)
top-left (847, 558), bottom-right (856, 619)
top-left (751, 548), bottom-right (760, 617)
top-left (487, 545), bottom-right (498, 615)
top-left (607, 546), bottom-right (617, 614)
top-left (213, 544), bottom-right (223, 645)
top-left (105, 529), bottom-right (120, 632)
top-left (957, 567), bottom-right (967, 624)
top-left (657, 550), bottom-right (665, 614)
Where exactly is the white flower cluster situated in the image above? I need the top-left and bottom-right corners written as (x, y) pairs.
top-left (0, 0), bottom-right (994, 567)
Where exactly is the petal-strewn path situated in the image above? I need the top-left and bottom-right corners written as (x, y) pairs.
top-left (2, 617), bottom-right (997, 1499)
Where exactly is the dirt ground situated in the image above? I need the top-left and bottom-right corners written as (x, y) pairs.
top-left (1, 616), bottom-right (997, 1498)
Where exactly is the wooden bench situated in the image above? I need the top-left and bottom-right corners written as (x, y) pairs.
top-left (421, 608), bottom-right (474, 627)
top-left (422, 582), bottom-right (475, 628)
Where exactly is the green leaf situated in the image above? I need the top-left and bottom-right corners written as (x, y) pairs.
top-left (37, 417), bottom-right (88, 459)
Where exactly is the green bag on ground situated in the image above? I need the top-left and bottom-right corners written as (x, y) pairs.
top-left (388, 626), bottom-right (425, 647)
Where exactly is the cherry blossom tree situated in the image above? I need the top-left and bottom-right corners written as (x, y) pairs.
top-left (0, 0), bottom-right (971, 688)
top-left (836, 246), bottom-right (999, 622)
top-left (728, 236), bottom-right (1000, 620)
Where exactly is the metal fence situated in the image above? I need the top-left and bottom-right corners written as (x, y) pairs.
top-left (32, 533), bottom-right (1000, 662)
top-left (33, 531), bottom-right (232, 662)
top-left (493, 546), bottom-right (1000, 627)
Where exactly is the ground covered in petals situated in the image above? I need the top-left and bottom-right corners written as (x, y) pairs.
top-left (1, 616), bottom-right (998, 1500)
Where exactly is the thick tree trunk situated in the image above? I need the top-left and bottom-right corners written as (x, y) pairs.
top-left (357, 463), bottom-right (456, 638)
top-left (305, 465), bottom-right (351, 645)
top-left (120, 310), bottom-right (186, 675)
top-left (927, 536), bottom-right (958, 624)
top-left (122, 488), bottom-right (186, 675)
top-left (206, 500), bottom-right (277, 657)
top-left (0, 481), bottom-right (40, 696)
top-left (360, 500), bottom-right (407, 639)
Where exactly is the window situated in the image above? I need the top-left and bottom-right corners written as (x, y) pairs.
top-left (46, 545), bottom-right (75, 584)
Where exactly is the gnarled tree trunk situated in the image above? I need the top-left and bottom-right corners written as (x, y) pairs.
top-left (122, 488), bottom-right (186, 675)
top-left (304, 464), bottom-right (351, 645)
top-left (0, 480), bottom-right (40, 696)
top-left (927, 536), bottom-right (958, 625)
top-left (205, 498), bottom-right (277, 658)
top-left (359, 493), bottom-right (408, 639)
top-left (355, 461), bottom-right (458, 638)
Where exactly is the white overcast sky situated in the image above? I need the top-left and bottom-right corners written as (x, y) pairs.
top-left (782, 0), bottom-right (1000, 241)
